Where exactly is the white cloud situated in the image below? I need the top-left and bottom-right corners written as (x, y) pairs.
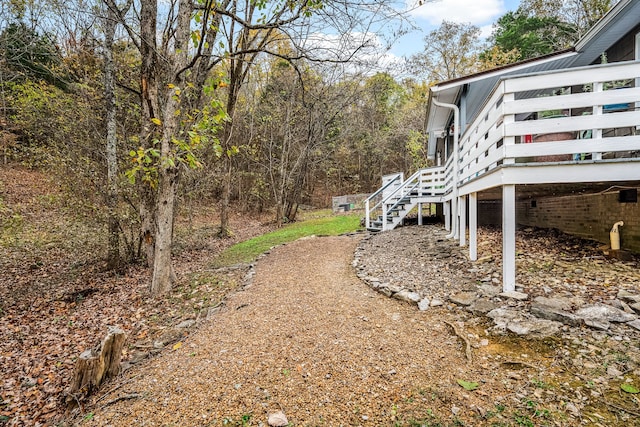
top-left (478, 24), bottom-right (495, 39)
top-left (409, 0), bottom-right (505, 26)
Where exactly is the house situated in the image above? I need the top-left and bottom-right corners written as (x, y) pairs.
top-left (365, 0), bottom-right (640, 292)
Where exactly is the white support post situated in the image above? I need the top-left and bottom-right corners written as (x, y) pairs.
top-left (382, 203), bottom-right (388, 231)
top-left (459, 195), bottom-right (466, 247)
top-left (502, 184), bottom-right (516, 292)
top-left (469, 192), bottom-right (477, 261)
top-left (365, 199), bottom-right (370, 229)
top-left (451, 197), bottom-right (458, 239)
top-left (418, 203), bottom-right (423, 226)
top-left (444, 201), bottom-right (451, 231)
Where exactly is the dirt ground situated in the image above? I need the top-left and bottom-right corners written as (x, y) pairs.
top-left (77, 234), bottom-right (640, 427)
top-left (2, 166), bottom-right (639, 426)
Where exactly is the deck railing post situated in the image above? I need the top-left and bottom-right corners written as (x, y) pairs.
top-left (592, 81), bottom-right (603, 160)
top-left (502, 90), bottom-right (516, 165)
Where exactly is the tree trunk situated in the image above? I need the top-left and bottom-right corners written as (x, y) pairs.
top-left (67, 327), bottom-right (126, 403)
top-left (104, 2), bottom-right (120, 269)
top-left (149, 166), bottom-right (178, 294)
top-left (219, 154), bottom-right (232, 237)
top-left (139, 0), bottom-right (159, 268)
top-left (148, 0), bottom-right (190, 294)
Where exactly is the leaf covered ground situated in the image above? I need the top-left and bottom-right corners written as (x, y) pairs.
top-left (2, 165), bottom-right (640, 427)
top-left (0, 166), bottom-right (273, 426)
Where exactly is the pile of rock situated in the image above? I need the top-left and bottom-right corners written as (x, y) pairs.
top-left (355, 225), bottom-right (640, 338)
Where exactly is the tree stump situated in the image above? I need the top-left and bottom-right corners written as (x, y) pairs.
top-left (67, 327), bottom-right (126, 403)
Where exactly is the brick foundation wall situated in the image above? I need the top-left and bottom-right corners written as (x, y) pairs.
top-left (478, 201), bottom-right (502, 226)
top-left (516, 192), bottom-right (640, 253)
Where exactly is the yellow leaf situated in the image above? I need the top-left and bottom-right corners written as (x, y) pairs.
top-left (175, 89), bottom-right (181, 95)
top-left (172, 341), bottom-right (183, 350)
top-left (151, 118), bottom-right (162, 126)
top-left (167, 83), bottom-right (175, 89)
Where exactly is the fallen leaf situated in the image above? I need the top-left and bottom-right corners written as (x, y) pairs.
top-left (457, 379), bottom-right (479, 391)
top-left (621, 383), bottom-right (639, 394)
top-left (172, 342), bottom-right (183, 351)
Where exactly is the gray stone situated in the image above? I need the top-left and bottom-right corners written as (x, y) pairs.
top-left (565, 403), bottom-right (580, 417)
top-left (631, 302), bottom-right (640, 314)
top-left (530, 303), bottom-right (582, 327)
top-left (584, 318), bottom-right (610, 330)
top-left (477, 284), bottom-right (501, 297)
top-left (617, 289), bottom-right (640, 303)
top-left (386, 284), bottom-right (403, 294)
top-left (606, 299), bottom-right (625, 310)
top-left (575, 304), bottom-right (637, 324)
top-left (627, 319), bottom-right (640, 331)
top-left (487, 308), bottom-right (561, 337)
top-left (532, 296), bottom-right (572, 311)
top-left (430, 299), bottom-right (444, 307)
top-left (606, 366), bottom-right (623, 377)
top-left (467, 299), bottom-right (500, 315)
top-left (379, 287), bottom-right (393, 297)
top-left (507, 318), bottom-right (561, 337)
top-left (176, 319), bottom-right (196, 329)
top-left (449, 291), bottom-right (477, 306)
top-left (394, 290), bottom-right (421, 303)
top-left (418, 298), bottom-right (431, 311)
top-left (487, 307), bottom-right (517, 322)
top-left (499, 291), bottom-right (529, 301)
top-left (268, 411), bottom-right (288, 427)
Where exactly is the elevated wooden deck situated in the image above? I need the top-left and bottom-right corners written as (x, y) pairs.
top-left (365, 61), bottom-right (640, 291)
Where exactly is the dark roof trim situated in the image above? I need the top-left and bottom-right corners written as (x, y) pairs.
top-left (431, 48), bottom-right (576, 92)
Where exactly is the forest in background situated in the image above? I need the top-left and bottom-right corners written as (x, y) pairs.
top-left (0, 0), bottom-right (614, 291)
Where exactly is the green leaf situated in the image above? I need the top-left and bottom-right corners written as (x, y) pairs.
top-left (621, 383), bottom-right (639, 394)
top-left (457, 379), bottom-right (479, 391)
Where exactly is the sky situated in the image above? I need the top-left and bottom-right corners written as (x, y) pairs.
top-left (390, 0), bottom-right (522, 58)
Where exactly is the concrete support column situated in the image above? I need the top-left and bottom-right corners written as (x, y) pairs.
top-left (469, 192), bottom-right (477, 261)
top-left (459, 195), bottom-right (466, 247)
top-left (418, 203), bottom-right (423, 226)
top-left (502, 185), bottom-right (516, 292)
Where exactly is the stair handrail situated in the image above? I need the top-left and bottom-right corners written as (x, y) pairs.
top-left (380, 168), bottom-right (423, 206)
top-left (385, 180), bottom-right (420, 213)
top-left (380, 169), bottom-right (424, 231)
top-left (365, 173), bottom-right (403, 229)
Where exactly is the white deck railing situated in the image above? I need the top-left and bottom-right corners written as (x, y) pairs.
top-left (368, 61), bottom-right (640, 230)
top-left (454, 61), bottom-right (640, 191)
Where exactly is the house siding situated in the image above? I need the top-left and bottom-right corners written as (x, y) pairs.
top-left (472, 194), bottom-right (640, 253)
top-left (605, 23), bottom-right (640, 62)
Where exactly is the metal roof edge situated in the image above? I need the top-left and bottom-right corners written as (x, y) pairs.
top-left (430, 49), bottom-right (577, 94)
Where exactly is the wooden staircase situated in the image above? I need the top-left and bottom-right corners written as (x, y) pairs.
top-left (365, 167), bottom-right (446, 232)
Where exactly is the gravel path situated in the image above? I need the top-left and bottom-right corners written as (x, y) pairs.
top-left (82, 231), bottom-right (640, 427)
top-left (85, 235), bottom-right (499, 426)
